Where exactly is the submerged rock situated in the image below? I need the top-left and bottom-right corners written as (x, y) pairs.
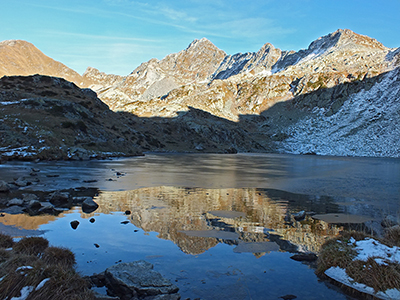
top-left (104, 260), bottom-right (180, 300)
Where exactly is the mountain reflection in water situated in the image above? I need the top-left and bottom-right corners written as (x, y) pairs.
top-left (1, 153), bottom-right (398, 299)
top-left (90, 186), bottom-right (344, 255)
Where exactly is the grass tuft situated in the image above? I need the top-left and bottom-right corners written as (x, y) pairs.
top-left (13, 236), bottom-right (49, 256)
top-left (317, 230), bottom-right (400, 295)
top-left (0, 233), bottom-right (14, 248)
top-left (42, 246), bottom-right (76, 268)
top-left (0, 233), bottom-right (94, 299)
top-left (347, 257), bottom-right (400, 292)
top-left (382, 225), bottom-right (400, 247)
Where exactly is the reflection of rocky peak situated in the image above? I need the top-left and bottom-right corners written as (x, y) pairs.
top-left (92, 187), bottom-right (343, 255)
top-left (0, 40), bottom-right (88, 87)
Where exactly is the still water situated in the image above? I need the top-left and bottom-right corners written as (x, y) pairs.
top-left (1, 153), bottom-right (400, 299)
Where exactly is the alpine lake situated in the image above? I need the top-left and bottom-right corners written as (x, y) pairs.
top-left (1, 153), bottom-right (399, 300)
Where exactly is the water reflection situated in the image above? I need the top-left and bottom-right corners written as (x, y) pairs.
top-left (87, 186), bottom-right (345, 255)
top-left (0, 186), bottom-right (355, 299)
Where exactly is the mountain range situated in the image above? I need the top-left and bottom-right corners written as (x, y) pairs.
top-left (0, 29), bottom-right (399, 160)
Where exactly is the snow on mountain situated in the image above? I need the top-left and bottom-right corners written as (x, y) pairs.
top-left (280, 67), bottom-right (400, 157)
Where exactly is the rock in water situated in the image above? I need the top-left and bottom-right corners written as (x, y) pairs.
top-left (70, 220), bottom-right (80, 230)
top-left (81, 197), bottom-right (99, 213)
top-left (104, 260), bottom-right (180, 300)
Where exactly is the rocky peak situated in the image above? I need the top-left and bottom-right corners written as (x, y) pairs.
top-left (308, 29), bottom-right (387, 53)
top-left (211, 42), bottom-right (282, 80)
top-left (185, 37), bottom-right (215, 51)
top-left (158, 38), bottom-right (226, 83)
top-left (0, 39), bottom-right (87, 87)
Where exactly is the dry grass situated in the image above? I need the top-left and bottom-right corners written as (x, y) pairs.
top-left (316, 230), bottom-right (369, 277)
top-left (347, 257), bottom-right (400, 292)
top-left (0, 234), bottom-right (94, 300)
top-left (0, 233), bottom-right (14, 248)
top-left (317, 229), bottom-right (400, 294)
top-left (42, 246), bottom-right (76, 268)
top-left (382, 225), bottom-right (400, 247)
top-left (13, 237), bottom-right (49, 256)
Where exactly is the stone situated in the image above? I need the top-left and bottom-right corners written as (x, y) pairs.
top-left (7, 198), bottom-right (24, 206)
top-left (70, 220), bottom-right (80, 230)
top-left (104, 260), bottom-right (179, 300)
top-left (49, 191), bottom-right (71, 208)
top-left (14, 177), bottom-right (30, 187)
top-left (22, 193), bottom-right (39, 201)
top-left (280, 295), bottom-right (297, 300)
top-left (293, 210), bottom-right (306, 221)
top-left (27, 200), bottom-right (42, 210)
top-left (82, 198), bottom-right (99, 213)
top-left (290, 253), bottom-right (318, 262)
top-left (38, 202), bottom-right (62, 215)
top-left (1, 206), bottom-right (25, 214)
top-left (0, 180), bottom-right (10, 192)
top-left (93, 291), bottom-right (119, 300)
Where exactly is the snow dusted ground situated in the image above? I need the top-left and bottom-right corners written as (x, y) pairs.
top-left (280, 67), bottom-right (400, 157)
top-left (325, 237), bottom-right (400, 300)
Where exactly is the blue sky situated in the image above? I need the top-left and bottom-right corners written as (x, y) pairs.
top-left (1, 0), bottom-right (399, 75)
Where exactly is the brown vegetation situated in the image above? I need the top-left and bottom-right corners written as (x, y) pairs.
top-left (317, 228), bottom-right (400, 294)
top-left (0, 234), bottom-right (94, 300)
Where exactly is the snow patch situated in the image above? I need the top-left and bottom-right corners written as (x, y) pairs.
top-left (325, 267), bottom-right (400, 300)
top-left (35, 278), bottom-right (50, 291)
top-left (353, 238), bottom-right (400, 265)
top-left (281, 68), bottom-right (400, 157)
top-left (10, 286), bottom-right (34, 300)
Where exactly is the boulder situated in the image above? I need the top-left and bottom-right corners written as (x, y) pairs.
top-left (70, 220), bottom-right (80, 230)
top-left (38, 202), bottom-right (62, 215)
top-left (104, 260), bottom-right (180, 300)
top-left (22, 193), bottom-right (39, 201)
top-left (7, 198), bottom-right (24, 206)
top-left (14, 177), bottom-right (30, 187)
top-left (0, 180), bottom-right (10, 192)
top-left (28, 200), bottom-right (42, 210)
top-left (82, 198), bottom-right (99, 213)
top-left (49, 191), bottom-right (71, 208)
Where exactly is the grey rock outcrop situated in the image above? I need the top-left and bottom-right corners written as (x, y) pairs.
top-left (104, 260), bottom-right (180, 300)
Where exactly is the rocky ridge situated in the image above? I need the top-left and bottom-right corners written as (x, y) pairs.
top-left (0, 40), bottom-right (89, 87)
top-left (1, 29), bottom-right (399, 158)
top-left (84, 29), bottom-right (397, 122)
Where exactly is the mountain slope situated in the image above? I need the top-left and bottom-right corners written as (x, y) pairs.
top-left (0, 40), bottom-right (88, 87)
top-left (83, 38), bottom-right (226, 110)
top-left (280, 67), bottom-right (400, 157)
top-left (88, 29), bottom-right (394, 122)
top-left (1, 29), bottom-right (399, 159)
